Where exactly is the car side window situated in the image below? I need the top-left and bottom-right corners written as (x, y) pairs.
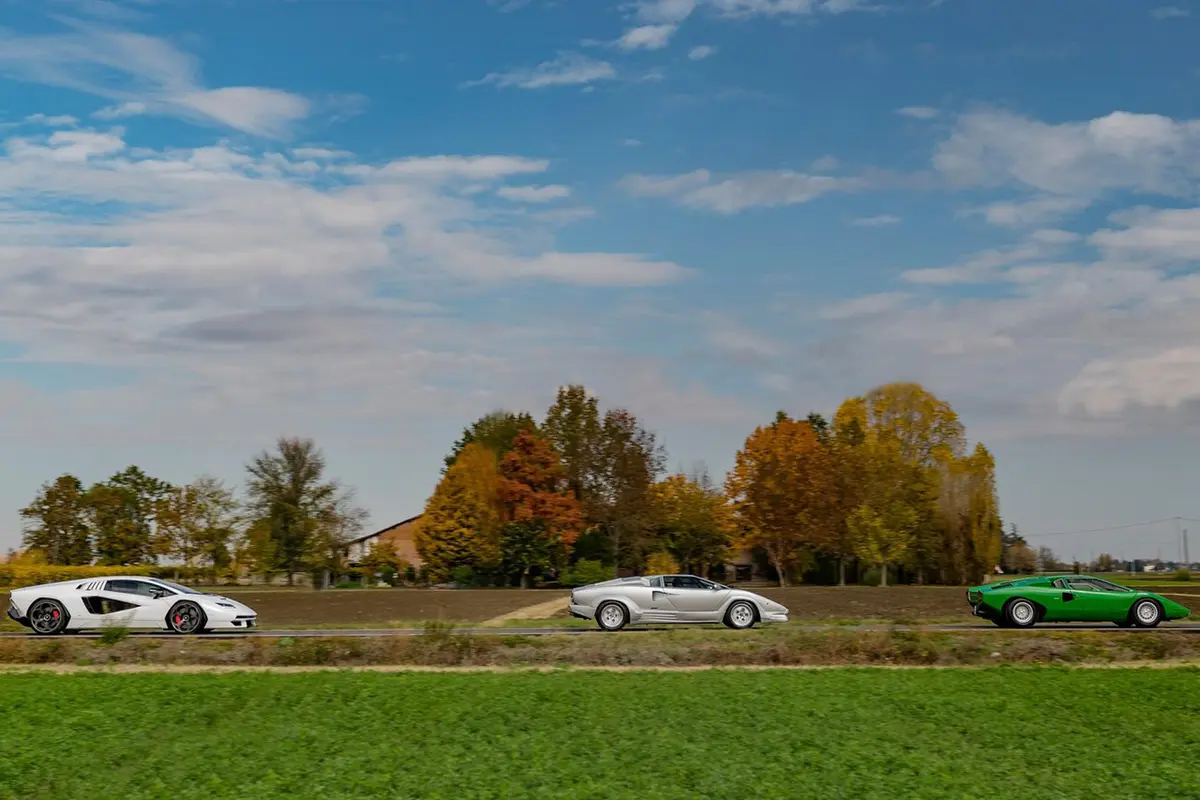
top-left (667, 576), bottom-right (705, 589)
top-left (1068, 580), bottom-right (1098, 591)
top-left (1053, 579), bottom-right (1067, 589)
top-left (106, 579), bottom-right (141, 595)
top-left (648, 576), bottom-right (663, 588)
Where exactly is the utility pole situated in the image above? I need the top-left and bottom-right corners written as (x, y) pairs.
top-left (1184, 528), bottom-right (1190, 567)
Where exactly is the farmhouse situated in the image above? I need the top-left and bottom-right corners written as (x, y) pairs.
top-left (343, 514), bottom-right (424, 569)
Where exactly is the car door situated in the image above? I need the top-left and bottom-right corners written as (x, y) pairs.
top-left (86, 580), bottom-right (146, 627)
top-left (661, 576), bottom-right (729, 621)
top-left (1063, 579), bottom-right (1131, 622)
top-left (127, 581), bottom-right (179, 629)
top-left (642, 578), bottom-right (679, 622)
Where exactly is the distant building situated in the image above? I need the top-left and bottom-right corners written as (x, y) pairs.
top-left (343, 514), bottom-right (423, 568)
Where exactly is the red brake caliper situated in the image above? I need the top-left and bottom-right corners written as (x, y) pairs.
top-left (174, 614), bottom-right (182, 625)
top-left (52, 609), bottom-right (59, 620)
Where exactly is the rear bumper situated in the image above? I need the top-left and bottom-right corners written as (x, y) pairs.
top-left (7, 605), bottom-right (29, 628)
top-left (568, 604), bottom-right (593, 620)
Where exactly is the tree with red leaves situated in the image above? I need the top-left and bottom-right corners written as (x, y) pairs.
top-left (497, 430), bottom-right (583, 587)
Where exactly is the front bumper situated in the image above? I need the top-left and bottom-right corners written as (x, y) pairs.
top-left (762, 611), bottom-right (789, 623)
top-left (568, 603), bottom-right (593, 620)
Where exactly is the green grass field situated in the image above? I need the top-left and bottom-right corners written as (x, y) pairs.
top-left (2, 667), bottom-right (1198, 799)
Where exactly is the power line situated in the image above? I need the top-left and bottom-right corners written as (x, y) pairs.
top-left (1023, 517), bottom-right (1185, 539)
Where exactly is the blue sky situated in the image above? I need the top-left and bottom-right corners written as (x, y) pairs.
top-left (1, 0), bottom-right (1199, 562)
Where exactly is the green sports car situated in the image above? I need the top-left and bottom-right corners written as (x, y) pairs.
top-left (966, 575), bottom-right (1191, 628)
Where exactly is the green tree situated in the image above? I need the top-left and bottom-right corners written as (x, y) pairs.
top-left (156, 476), bottom-right (241, 578)
top-left (87, 466), bottom-right (174, 566)
top-left (20, 474), bottom-right (93, 565)
top-left (542, 385), bottom-right (603, 505)
top-left (243, 437), bottom-right (362, 585)
top-left (593, 408), bottom-right (666, 572)
top-left (443, 410), bottom-right (539, 472)
top-left (849, 501), bottom-right (917, 587)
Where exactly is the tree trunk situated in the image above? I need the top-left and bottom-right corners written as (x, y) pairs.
top-left (838, 558), bottom-right (846, 587)
top-left (879, 562), bottom-right (888, 587)
top-left (769, 546), bottom-right (789, 587)
top-left (521, 569), bottom-right (532, 589)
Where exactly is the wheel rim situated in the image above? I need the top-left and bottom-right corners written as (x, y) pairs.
top-left (30, 601), bottom-right (62, 634)
top-left (1012, 601), bottom-right (1033, 624)
top-left (172, 603), bottom-right (201, 633)
top-left (731, 603), bottom-right (753, 628)
top-left (599, 605), bottom-right (623, 628)
top-left (1136, 601), bottom-right (1158, 624)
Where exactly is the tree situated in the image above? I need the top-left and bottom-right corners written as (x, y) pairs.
top-left (650, 473), bottom-right (733, 575)
top-left (443, 410), bottom-right (539, 472)
top-left (497, 430), bottom-right (583, 586)
top-left (849, 502), bottom-right (917, 587)
top-left (725, 417), bottom-right (836, 586)
top-left (1036, 546), bottom-right (1061, 572)
top-left (361, 539), bottom-right (404, 583)
top-left (243, 437), bottom-right (362, 584)
top-left (20, 475), bottom-right (93, 565)
top-left (415, 443), bottom-right (503, 582)
top-left (1093, 553), bottom-right (1115, 572)
top-left (542, 384), bottom-right (603, 505)
top-left (1001, 524), bottom-right (1036, 574)
top-left (593, 408), bottom-right (666, 572)
top-left (87, 466), bottom-right (174, 566)
top-left (156, 476), bottom-right (240, 575)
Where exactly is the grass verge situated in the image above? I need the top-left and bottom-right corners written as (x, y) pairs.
top-left (2, 626), bottom-right (1200, 668)
top-left (1, 667), bottom-right (1198, 799)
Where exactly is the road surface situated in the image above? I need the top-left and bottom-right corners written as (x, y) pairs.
top-left (2, 622), bottom-right (1198, 639)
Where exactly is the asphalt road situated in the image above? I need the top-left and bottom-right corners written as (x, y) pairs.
top-left (2, 622), bottom-right (1198, 639)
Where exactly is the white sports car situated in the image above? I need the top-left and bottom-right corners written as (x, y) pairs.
top-left (568, 574), bottom-right (789, 631)
top-left (7, 576), bottom-right (258, 635)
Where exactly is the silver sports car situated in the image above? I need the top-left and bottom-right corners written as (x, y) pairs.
top-left (568, 574), bottom-right (789, 631)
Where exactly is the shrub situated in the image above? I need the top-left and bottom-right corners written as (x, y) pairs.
top-left (560, 559), bottom-right (614, 588)
top-left (1175, 569), bottom-right (1192, 582)
top-left (405, 565), bottom-right (418, 584)
top-left (378, 565), bottom-right (397, 587)
top-left (334, 581), bottom-right (362, 590)
top-left (450, 565), bottom-right (476, 587)
top-left (0, 565), bottom-right (153, 589)
top-left (98, 626), bottom-right (129, 645)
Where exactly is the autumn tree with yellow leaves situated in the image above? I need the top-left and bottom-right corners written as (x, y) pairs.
top-left (650, 469), bottom-right (734, 575)
top-left (414, 443), bottom-right (504, 582)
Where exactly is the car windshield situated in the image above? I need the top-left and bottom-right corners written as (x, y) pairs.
top-left (149, 579), bottom-right (201, 595)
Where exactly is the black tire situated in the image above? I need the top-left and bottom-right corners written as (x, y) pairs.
top-left (1004, 597), bottom-right (1038, 628)
top-left (991, 618), bottom-right (1010, 628)
top-left (28, 598), bottom-right (70, 635)
top-left (723, 600), bottom-right (757, 630)
top-left (166, 600), bottom-right (207, 634)
top-left (1131, 599), bottom-right (1162, 628)
top-left (595, 601), bottom-right (628, 631)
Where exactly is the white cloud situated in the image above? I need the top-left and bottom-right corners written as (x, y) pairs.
top-left (811, 154), bottom-right (839, 171)
top-left (618, 25), bottom-right (677, 51)
top-left (851, 214), bottom-right (900, 227)
top-left (688, 45), bottom-right (719, 60)
top-left (290, 147), bottom-right (353, 160)
top-left (464, 52), bottom-right (616, 89)
top-left (1151, 6), bottom-right (1189, 19)
top-left (896, 106), bottom-right (939, 119)
top-left (1060, 347), bottom-right (1200, 417)
top-left (93, 101), bottom-right (146, 119)
top-left (1090, 207), bottom-right (1200, 261)
top-left (174, 88), bottom-right (310, 139)
top-left (819, 292), bottom-right (908, 320)
top-left (496, 184), bottom-right (571, 203)
top-left (24, 113), bottom-right (78, 127)
top-left (704, 314), bottom-right (781, 358)
top-left (623, 138), bottom-right (643, 147)
top-left (933, 109), bottom-right (1200, 202)
top-left (0, 22), bottom-right (311, 137)
top-left (963, 195), bottom-right (1091, 228)
top-left (635, 0), bottom-right (698, 24)
top-left (620, 168), bottom-right (860, 212)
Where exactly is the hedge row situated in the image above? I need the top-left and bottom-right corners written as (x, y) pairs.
top-left (0, 565), bottom-right (154, 589)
